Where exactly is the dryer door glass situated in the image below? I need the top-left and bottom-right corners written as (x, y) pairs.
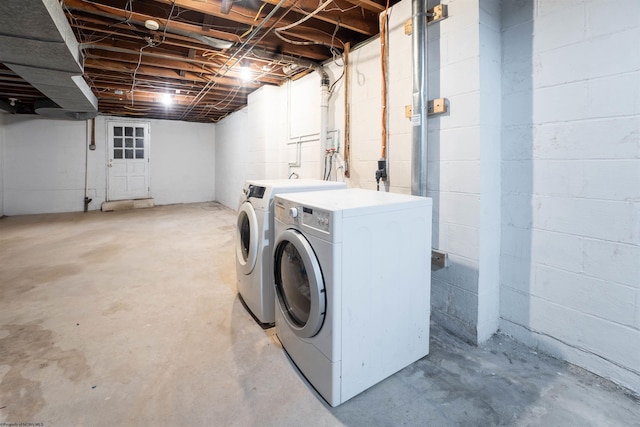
top-left (236, 202), bottom-right (259, 275)
top-left (273, 229), bottom-right (325, 338)
top-left (278, 241), bottom-right (311, 325)
top-left (239, 212), bottom-right (251, 261)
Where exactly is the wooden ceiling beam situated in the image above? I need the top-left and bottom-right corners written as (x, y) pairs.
top-left (83, 58), bottom-right (263, 89)
top-left (63, 0), bottom-right (242, 44)
top-left (260, 0), bottom-right (378, 35)
top-left (98, 91), bottom-right (246, 107)
top-left (90, 80), bottom-right (253, 99)
top-left (84, 49), bottom-right (284, 86)
top-left (150, 0), bottom-right (343, 46)
top-left (344, 0), bottom-right (386, 13)
top-left (70, 12), bottom-right (331, 61)
top-left (98, 102), bottom-right (230, 119)
top-left (88, 75), bottom-right (220, 94)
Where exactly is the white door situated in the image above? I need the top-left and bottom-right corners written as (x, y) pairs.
top-left (107, 121), bottom-right (150, 201)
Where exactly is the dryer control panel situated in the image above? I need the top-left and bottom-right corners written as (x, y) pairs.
top-left (301, 206), bottom-right (330, 233)
top-left (247, 185), bottom-right (266, 199)
top-left (274, 199), bottom-right (297, 225)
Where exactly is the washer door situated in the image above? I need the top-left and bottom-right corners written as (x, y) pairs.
top-left (236, 201), bottom-right (259, 275)
top-left (273, 229), bottom-right (326, 338)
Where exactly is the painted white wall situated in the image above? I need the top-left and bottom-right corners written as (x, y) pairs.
top-left (215, 107), bottom-right (249, 209)
top-left (145, 119), bottom-right (215, 205)
top-left (214, 77), bottom-right (323, 209)
top-left (214, 0), bottom-right (640, 395)
top-left (425, 0), bottom-right (483, 343)
top-left (248, 85), bottom-right (288, 180)
top-left (477, 0), bottom-right (502, 342)
top-left (3, 116), bottom-right (88, 215)
top-left (500, 0), bottom-right (640, 393)
top-left (2, 115), bottom-right (215, 215)
top-left (0, 112), bottom-right (5, 216)
top-left (211, 0), bottom-right (496, 344)
top-left (213, 0), bottom-right (499, 344)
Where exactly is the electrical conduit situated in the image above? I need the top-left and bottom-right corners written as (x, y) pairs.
top-left (411, 0), bottom-right (428, 196)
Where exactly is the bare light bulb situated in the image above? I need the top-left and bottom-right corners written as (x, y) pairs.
top-left (240, 66), bottom-right (252, 82)
top-left (161, 93), bottom-right (173, 106)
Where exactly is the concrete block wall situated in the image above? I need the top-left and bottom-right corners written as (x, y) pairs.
top-left (214, 0), bottom-right (640, 394)
top-left (339, 35), bottom-right (384, 191)
top-left (146, 119), bottom-right (215, 206)
top-left (215, 108), bottom-right (249, 209)
top-left (287, 74), bottom-right (324, 180)
top-left (425, 0), bottom-right (485, 343)
top-left (500, 0), bottom-right (640, 393)
top-left (247, 84), bottom-right (288, 180)
top-left (213, 0), bottom-right (502, 344)
top-left (0, 113), bottom-right (5, 216)
top-left (214, 73), bottom-right (332, 200)
top-left (3, 116), bottom-right (88, 214)
top-left (262, 85), bottom-right (288, 179)
top-left (1, 115), bottom-right (216, 215)
top-left (477, 0), bottom-right (502, 342)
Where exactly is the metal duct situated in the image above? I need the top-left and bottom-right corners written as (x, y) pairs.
top-left (411, 0), bottom-right (428, 196)
top-left (0, 0), bottom-right (98, 118)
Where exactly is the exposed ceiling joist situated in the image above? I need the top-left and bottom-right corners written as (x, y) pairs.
top-left (0, 0), bottom-right (399, 122)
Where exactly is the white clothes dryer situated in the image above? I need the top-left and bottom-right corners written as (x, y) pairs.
top-left (235, 179), bottom-right (346, 326)
top-left (272, 188), bottom-right (432, 406)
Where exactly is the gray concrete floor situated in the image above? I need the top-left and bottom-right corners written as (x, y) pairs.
top-left (0, 203), bottom-right (638, 427)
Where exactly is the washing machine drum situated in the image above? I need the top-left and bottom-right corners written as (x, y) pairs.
top-left (236, 201), bottom-right (258, 275)
top-left (273, 229), bottom-right (326, 338)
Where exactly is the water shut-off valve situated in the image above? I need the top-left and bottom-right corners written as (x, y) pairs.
top-left (375, 159), bottom-right (387, 191)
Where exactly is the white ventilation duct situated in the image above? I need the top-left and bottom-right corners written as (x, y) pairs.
top-left (0, 0), bottom-right (98, 118)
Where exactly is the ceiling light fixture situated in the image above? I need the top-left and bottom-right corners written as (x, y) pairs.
top-left (144, 20), bottom-right (160, 31)
top-left (161, 93), bottom-right (173, 106)
top-left (240, 65), bottom-right (252, 82)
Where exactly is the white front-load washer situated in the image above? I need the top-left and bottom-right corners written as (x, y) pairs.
top-left (272, 188), bottom-right (432, 406)
top-left (235, 179), bottom-right (346, 326)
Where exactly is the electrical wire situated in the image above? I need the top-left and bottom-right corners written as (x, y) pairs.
top-left (324, 4), bottom-right (359, 13)
top-left (275, 0), bottom-right (334, 32)
top-left (179, 0), bottom-right (296, 120)
top-left (130, 0), bottom-right (176, 105)
top-left (239, 3), bottom-right (267, 39)
top-left (273, 3), bottom-right (346, 63)
top-left (159, 0), bottom-right (177, 44)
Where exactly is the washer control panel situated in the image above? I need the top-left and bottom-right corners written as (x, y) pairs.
top-left (302, 206), bottom-right (330, 233)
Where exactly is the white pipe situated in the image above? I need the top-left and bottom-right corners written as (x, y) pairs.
top-left (84, 119), bottom-right (90, 212)
top-left (320, 79), bottom-right (329, 179)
